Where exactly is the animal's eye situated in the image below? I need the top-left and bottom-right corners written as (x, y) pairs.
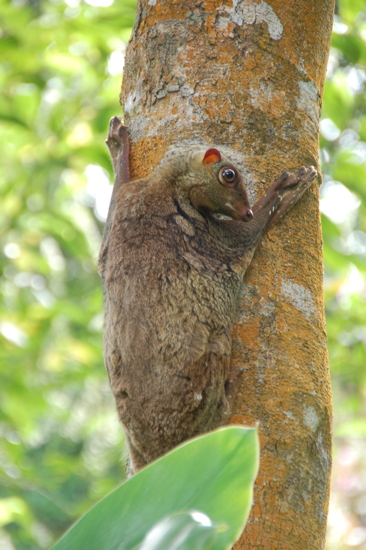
top-left (223, 169), bottom-right (235, 182)
top-left (219, 167), bottom-right (237, 187)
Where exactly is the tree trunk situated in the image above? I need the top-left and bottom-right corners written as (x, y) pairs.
top-left (120, 1), bottom-right (334, 548)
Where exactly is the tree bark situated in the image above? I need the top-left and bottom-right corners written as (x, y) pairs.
top-left (120, 1), bottom-right (334, 548)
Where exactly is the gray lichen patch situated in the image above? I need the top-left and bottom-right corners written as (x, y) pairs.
top-left (221, 0), bottom-right (283, 40)
top-left (281, 279), bottom-right (315, 321)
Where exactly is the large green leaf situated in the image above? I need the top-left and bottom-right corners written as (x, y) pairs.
top-left (51, 426), bottom-right (259, 550)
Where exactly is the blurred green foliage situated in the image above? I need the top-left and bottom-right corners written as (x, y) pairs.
top-left (320, 3), bottom-right (366, 548)
top-left (1, 0), bottom-right (366, 548)
top-left (321, 4), bottom-right (366, 431)
top-left (0, 0), bottom-right (135, 548)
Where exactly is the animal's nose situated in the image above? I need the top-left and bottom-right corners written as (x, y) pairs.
top-left (242, 209), bottom-right (253, 222)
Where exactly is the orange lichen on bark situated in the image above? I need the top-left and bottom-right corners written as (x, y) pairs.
top-left (120, 0), bottom-right (334, 548)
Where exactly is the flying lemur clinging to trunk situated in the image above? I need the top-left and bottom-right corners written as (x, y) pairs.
top-left (98, 116), bottom-right (317, 474)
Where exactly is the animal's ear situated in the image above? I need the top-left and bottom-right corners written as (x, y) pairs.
top-left (202, 148), bottom-right (221, 165)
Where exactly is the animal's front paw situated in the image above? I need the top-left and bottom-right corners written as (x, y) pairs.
top-left (290, 165), bottom-right (317, 188)
top-left (275, 166), bottom-right (317, 195)
top-left (265, 166), bottom-right (318, 231)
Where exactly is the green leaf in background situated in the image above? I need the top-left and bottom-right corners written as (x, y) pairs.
top-left (51, 426), bottom-right (259, 550)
